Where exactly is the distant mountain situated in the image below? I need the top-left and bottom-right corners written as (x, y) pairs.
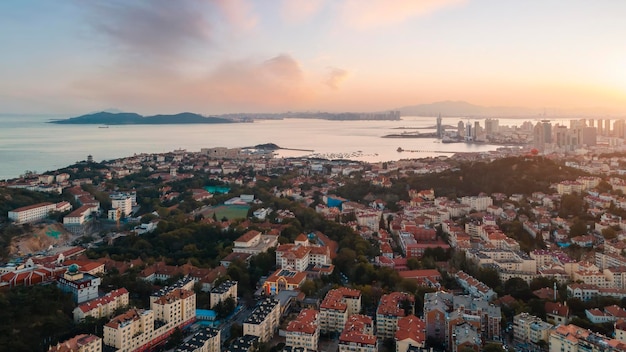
top-left (50, 112), bottom-right (235, 125)
top-left (398, 101), bottom-right (541, 117)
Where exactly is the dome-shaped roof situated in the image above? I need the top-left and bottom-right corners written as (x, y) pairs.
top-left (68, 263), bottom-right (79, 273)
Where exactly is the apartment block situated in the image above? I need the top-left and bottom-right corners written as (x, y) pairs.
top-left (285, 309), bottom-right (320, 351)
top-left (319, 288), bottom-right (362, 334)
top-left (174, 327), bottom-right (221, 352)
top-left (210, 280), bottom-right (238, 309)
top-left (73, 288), bottom-right (129, 322)
top-left (48, 334), bottom-right (101, 352)
top-left (338, 315), bottom-right (377, 352)
top-left (376, 292), bottom-right (415, 339)
top-left (243, 298), bottom-right (280, 343)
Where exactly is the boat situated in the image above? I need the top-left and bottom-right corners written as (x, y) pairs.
top-left (98, 125), bottom-right (109, 128)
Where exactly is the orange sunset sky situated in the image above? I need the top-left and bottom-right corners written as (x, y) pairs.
top-left (1, 0), bottom-right (625, 115)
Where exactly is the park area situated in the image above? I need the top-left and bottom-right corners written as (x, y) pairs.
top-left (197, 204), bottom-right (249, 221)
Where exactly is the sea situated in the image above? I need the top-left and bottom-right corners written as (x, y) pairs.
top-left (0, 115), bottom-right (539, 181)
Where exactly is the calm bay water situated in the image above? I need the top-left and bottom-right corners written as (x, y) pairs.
top-left (0, 115), bottom-right (531, 181)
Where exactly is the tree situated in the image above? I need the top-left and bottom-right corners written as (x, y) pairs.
top-left (504, 278), bottom-right (532, 300)
top-left (484, 343), bottom-right (504, 352)
top-left (602, 227), bottom-right (618, 240)
top-left (569, 219), bottom-right (587, 237)
top-left (164, 327), bottom-right (184, 349)
top-left (300, 280), bottom-right (318, 296)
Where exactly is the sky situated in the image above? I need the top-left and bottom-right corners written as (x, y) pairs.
top-left (1, 0), bottom-right (626, 115)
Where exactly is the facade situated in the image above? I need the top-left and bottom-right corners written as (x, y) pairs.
top-left (110, 194), bottom-right (133, 217)
top-left (424, 291), bottom-right (501, 346)
top-left (395, 315), bottom-right (426, 352)
top-left (451, 322), bottom-right (481, 352)
top-left (210, 280), bottom-right (238, 309)
top-left (376, 292), bottom-right (415, 339)
top-left (263, 269), bottom-right (307, 295)
top-left (338, 315), bottom-right (377, 352)
top-left (174, 327), bottom-right (221, 352)
top-left (73, 288), bottom-right (129, 322)
top-left (319, 288), bottom-right (362, 334)
top-left (545, 302), bottom-right (570, 325)
top-left (285, 309), bottom-right (320, 351)
top-left (48, 334), bottom-right (102, 352)
top-left (455, 271), bottom-right (497, 300)
top-left (549, 324), bottom-right (625, 352)
top-left (224, 335), bottom-right (258, 352)
top-left (9, 201), bottom-right (72, 224)
top-left (232, 230), bottom-right (279, 255)
top-left (460, 196), bottom-right (493, 211)
top-left (104, 287), bottom-right (196, 352)
top-left (513, 313), bottom-right (552, 343)
top-left (57, 264), bottom-right (101, 304)
top-left (243, 298), bottom-right (280, 343)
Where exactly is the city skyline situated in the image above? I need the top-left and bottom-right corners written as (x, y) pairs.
top-left (1, 0), bottom-right (626, 115)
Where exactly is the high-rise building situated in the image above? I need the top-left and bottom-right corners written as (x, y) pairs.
top-left (597, 119), bottom-right (603, 135)
top-left (457, 121), bottom-right (465, 138)
top-left (614, 120), bottom-right (625, 139)
top-left (436, 114), bottom-right (443, 139)
top-left (605, 119), bottom-right (611, 136)
top-left (582, 127), bottom-right (597, 146)
top-left (542, 120), bottom-right (552, 143)
top-left (484, 118), bottom-right (499, 135)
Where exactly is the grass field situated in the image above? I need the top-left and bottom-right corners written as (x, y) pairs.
top-left (202, 205), bottom-right (249, 220)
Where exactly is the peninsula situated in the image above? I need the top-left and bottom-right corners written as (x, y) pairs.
top-left (50, 112), bottom-right (236, 125)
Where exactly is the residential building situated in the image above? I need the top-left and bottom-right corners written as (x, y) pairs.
top-left (243, 298), bottom-right (280, 343)
top-left (8, 201), bottom-right (72, 224)
top-left (263, 269), bottom-right (307, 295)
top-left (319, 288), bottom-right (362, 334)
top-left (549, 324), bottom-right (625, 352)
top-left (545, 302), bottom-right (570, 325)
top-left (338, 315), bottom-right (377, 352)
top-left (455, 271), bottom-right (497, 300)
top-left (57, 264), bottom-right (101, 304)
top-left (395, 315), bottom-right (426, 352)
top-left (48, 334), bottom-right (101, 352)
top-left (210, 280), bottom-right (238, 309)
top-left (285, 309), bottom-right (320, 351)
top-left (73, 288), bottom-right (129, 322)
top-left (376, 292), bottom-right (415, 339)
top-left (224, 335), bottom-right (258, 352)
top-left (174, 327), bottom-right (221, 352)
top-left (451, 322), bottom-right (481, 352)
top-left (232, 230), bottom-right (279, 255)
top-left (104, 287), bottom-right (196, 352)
top-left (513, 313), bottom-right (551, 343)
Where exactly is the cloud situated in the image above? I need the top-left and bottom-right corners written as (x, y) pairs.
top-left (72, 54), bottom-right (315, 113)
top-left (81, 0), bottom-right (259, 67)
top-left (280, 0), bottom-right (326, 23)
top-left (340, 0), bottom-right (466, 29)
top-left (215, 0), bottom-right (258, 32)
top-left (84, 1), bottom-right (212, 64)
top-left (324, 67), bottom-right (349, 89)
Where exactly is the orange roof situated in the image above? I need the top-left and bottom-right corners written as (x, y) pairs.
top-left (105, 309), bottom-right (142, 329)
top-left (340, 314), bottom-right (376, 346)
top-left (10, 202), bottom-right (53, 213)
top-left (48, 334), bottom-right (100, 352)
top-left (377, 291), bottom-right (414, 317)
top-left (153, 288), bottom-right (194, 305)
top-left (77, 288), bottom-right (129, 313)
top-left (320, 287), bottom-right (361, 311)
top-left (235, 230), bottom-right (261, 243)
top-left (295, 233), bottom-right (308, 242)
top-left (395, 315), bottom-right (426, 343)
top-left (286, 309), bottom-right (319, 334)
